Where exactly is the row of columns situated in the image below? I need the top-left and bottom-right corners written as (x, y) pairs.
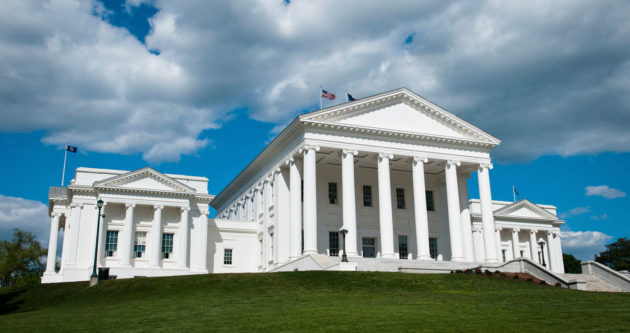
top-left (280, 145), bottom-right (501, 263)
top-left (494, 227), bottom-right (563, 272)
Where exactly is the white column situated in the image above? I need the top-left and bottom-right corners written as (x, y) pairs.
top-left (478, 164), bottom-right (498, 262)
top-left (67, 205), bottom-right (83, 266)
top-left (472, 226), bottom-right (485, 262)
top-left (377, 153), bottom-right (395, 258)
top-left (529, 230), bottom-right (538, 263)
top-left (97, 203), bottom-right (107, 267)
top-left (412, 157), bottom-right (431, 260)
top-left (178, 207), bottom-right (190, 268)
top-left (342, 149), bottom-right (359, 257)
top-left (495, 227), bottom-right (502, 261)
top-left (45, 213), bottom-right (60, 273)
top-left (150, 205), bottom-right (163, 268)
top-left (445, 160), bottom-right (464, 261)
top-left (288, 158), bottom-right (302, 259)
top-left (120, 203), bottom-right (135, 266)
top-left (546, 231), bottom-right (555, 271)
top-left (554, 232), bottom-right (565, 273)
top-left (511, 228), bottom-right (520, 259)
top-left (301, 145), bottom-right (319, 255)
top-left (198, 211), bottom-right (209, 272)
top-left (458, 173), bottom-right (475, 262)
top-left (276, 168), bottom-right (291, 263)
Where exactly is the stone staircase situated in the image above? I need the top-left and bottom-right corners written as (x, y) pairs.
top-left (561, 273), bottom-right (624, 292)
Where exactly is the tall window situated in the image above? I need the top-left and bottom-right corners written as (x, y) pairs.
top-left (301, 180), bottom-right (304, 202)
top-left (269, 232), bottom-right (274, 263)
top-left (396, 188), bottom-right (405, 209)
top-left (398, 235), bottom-right (408, 259)
top-left (134, 232), bottom-right (146, 258)
top-left (363, 185), bottom-right (372, 207)
top-left (429, 237), bottom-right (438, 259)
top-left (362, 237), bottom-right (376, 258)
top-left (224, 249), bottom-right (233, 265)
top-left (162, 233), bottom-right (174, 259)
top-left (426, 191), bottom-right (435, 211)
top-left (328, 182), bottom-right (338, 204)
top-left (105, 230), bottom-right (118, 257)
top-left (502, 249), bottom-right (507, 262)
top-left (329, 231), bottom-right (339, 257)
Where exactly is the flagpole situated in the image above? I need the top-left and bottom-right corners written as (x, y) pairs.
top-left (513, 185), bottom-right (516, 202)
top-left (61, 146), bottom-right (68, 186)
top-left (320, 85), bottom-right (323, 109)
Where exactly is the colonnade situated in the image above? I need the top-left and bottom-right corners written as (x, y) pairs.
top-left (494, 227), bottom-right (563, 272)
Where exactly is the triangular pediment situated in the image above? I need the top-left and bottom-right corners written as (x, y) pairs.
top-left (494, 199), bottom-right (557, 221)
top-left (94, 167), bottom-right (195, 193)
top-left (300, 88), bottom-right (500, 145)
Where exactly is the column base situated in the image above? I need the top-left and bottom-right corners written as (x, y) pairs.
top-left (450, 257), bottom-right (465, 262)
top-left (303, 250), bottom-right (318, 255)
top-left (381, 253), bottom-right (396, 259)
top-left (346, 252), bottom-right (360, 258)
top-left (416, 255), bottom-right (433, 260)
top-left (484, 258), bottom-right (499, 263)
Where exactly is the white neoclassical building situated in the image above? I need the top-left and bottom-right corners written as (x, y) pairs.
top-left (43, 88), bottom-right (566, 284)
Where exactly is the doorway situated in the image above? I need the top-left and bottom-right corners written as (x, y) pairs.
top-left (362, 237), bottom-right (376, 258)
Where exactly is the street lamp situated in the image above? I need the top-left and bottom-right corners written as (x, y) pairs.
top-left (339, 226), bottom-right (348, 263)
top-left (90, 199), bottom-right (105, 285)
top-left (537, 238), bottom-right (546, 268)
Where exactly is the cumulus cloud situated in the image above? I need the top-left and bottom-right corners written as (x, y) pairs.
top-left (0, 194), bottom-right (50, 245)
top-left (585, 185), bottom-right (626, 199)
top-left (590, 214), bottom-right (608, 221)
top-left (561, 230), bottom-right (613, 261)
top-left (1, 0), bottom-right (630, 162)
top-left (559, 206), bottom-right (590, 219)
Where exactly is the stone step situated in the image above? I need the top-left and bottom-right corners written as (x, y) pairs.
top-left (560, 273), bottom-right (624, 292)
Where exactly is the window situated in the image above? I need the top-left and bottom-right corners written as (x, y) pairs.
top-left (426, 191), bottom-right (435, 211)
top-left (224, 249), bottom-right (233, 265)
top-left (362, 237), bottom-right (376, 258)
top-left (502, 249), bottom-right (507, 262)
top-left (259, 239), bottom-right (263, 266)
top-left (329, 231), bottom-right (339, 256)
top-left (301, 180), bottom-right (304, 202)
top-left (363, 185), bottom-right (372, 207)
top-left (520, 250), bottom-right (524, 258)
top-left (162, 233), bottom-right (174, 259)
top-left (269, 233), bottom-right (274, 263)
top-left (328, 182), bottom-right (338, 204)
top-left (105, 230), bottom-right (118, 257)
top-left (396, 188), bottom-right (405, 209)
top-left (398, 235), bottom-right (408, 259)
top-left (134, 232), bottom-right (146, 258)
top-left (429, 237), bottom-right (438, 259)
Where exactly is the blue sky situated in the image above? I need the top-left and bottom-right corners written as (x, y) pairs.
top-left (0, 0), bottom-right (629, 260)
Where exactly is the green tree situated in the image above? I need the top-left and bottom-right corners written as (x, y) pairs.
top-left (562, 253), bottom-right (582, 273)
top-left (0, 228), bottom-right (46, 287)
top-left (595, 237), bottom-right (630, 271)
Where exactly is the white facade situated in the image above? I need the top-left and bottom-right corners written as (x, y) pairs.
top-left (43, 88), bottom-right (566, 283)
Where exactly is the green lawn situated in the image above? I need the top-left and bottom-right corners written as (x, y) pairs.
top-left (1, 271), bottom-right (629, 332)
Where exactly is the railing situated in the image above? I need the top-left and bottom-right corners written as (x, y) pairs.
top-left (582, 261), bottom-right (630, 292)
top-left (477, 258), bottom-right (582, 289)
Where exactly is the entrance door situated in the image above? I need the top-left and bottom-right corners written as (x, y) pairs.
top-left (362, 237), bottom-right (376, 258)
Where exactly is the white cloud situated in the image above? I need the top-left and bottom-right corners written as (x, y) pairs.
top-left (1, 0), bottom-right (630, 162)
top-left (0, 194), bottom-right (50, 245)
top-left (559, 206), bottom-right (590, 219)
top-left (590, 214), bottom-right (609, 221)
top-left (561, 230), bottom-right (613, 261)
top-left (585, 185), bottom-right (626, 199)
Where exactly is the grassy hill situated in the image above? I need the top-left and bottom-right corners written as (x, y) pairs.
top-left (1, 271), bottom-right (629, 332)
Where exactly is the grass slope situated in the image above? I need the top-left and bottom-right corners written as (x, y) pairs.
top-left (1, 272), bottom-right (629, 332)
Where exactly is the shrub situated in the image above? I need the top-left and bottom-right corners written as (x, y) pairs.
top-left (513, 275), bottom-right (519, 280)
top-left (539, 280), bottom-right (547, 285)
top-left (494, 270), bottom-right (501, 274)
top-left (484, 269), bottom-right (493, 276)
top-left (474, 268), bottom-right (482, 274)
top-left (455, 269), bottom-right (463, 274)
top-left (500, 273), bottom-right (507, 278)
top-left (555, 282), bottom-right (562, 287)
top-left (464, 269), bottom-right (473, 274)
top-left (526, 278), bottom-right (533, 283)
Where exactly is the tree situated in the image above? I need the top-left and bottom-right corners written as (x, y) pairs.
top-left (595, 237), bottom-right (630, 271)
top-left (0, 229), bottom-right (46, 287)
top-left (563, 253), bottom-right (582, 273)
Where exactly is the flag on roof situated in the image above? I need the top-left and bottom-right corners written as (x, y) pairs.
top-left (347, 93), bottom-right (356, 102)
top-left (321, 89), bottom-right (336, 100)
top-left (66, 145), bottom-right (78, 153)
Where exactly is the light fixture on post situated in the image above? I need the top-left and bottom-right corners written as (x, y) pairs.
top-left (537, 238), bottom-right (546, 268)
top-left (339, 226), bottom-right (348, 263)
top-left (90, 198), bottom-right (105, 286)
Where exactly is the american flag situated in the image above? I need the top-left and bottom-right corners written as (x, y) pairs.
top-left (321, 89), bottom-right (336, 100)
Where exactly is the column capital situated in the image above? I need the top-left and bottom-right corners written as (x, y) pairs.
top-left (71, 203), bottom-right (84, 209)
top-left (154, 205), bottom-right (164, 211)
top-left (495, 226), bottom-right (502, 232)
top-left (512, 228), bottom-right (520, 233)
top-left (284, 156), bottom-right (296, 165)
top-left (51, 212), bottom-right (60, 218)
top-left (342, 148), bottom-right (358, 156)
top-left (299, 144), bottom-right (320, 153)
top-left (546, 230), bottom-right (553, 236)
top-left (472, 225), bottom-right (483, 233)
top-left (378, 152), bottom-right (394, 160)
top-left (446, 160), bottom-right (461, 167)
top-left (181, 206), bottom-right (190, 212)
top-left (413, 156), bottom-right (429, 164)
top-left (125, 202), bottom-right (136, 208)
top-left (530, 229), bottom-right (538, 234)
top-left (478, 162), bottom-right (493, 171)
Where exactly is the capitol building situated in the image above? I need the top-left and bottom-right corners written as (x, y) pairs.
top-left (42, 88), bottom-right (567, 284)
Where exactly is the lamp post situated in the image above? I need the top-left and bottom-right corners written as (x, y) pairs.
top-left (339, 226), bottom-right (348, 263)
top-left (538, 238), bottom-right (546, 268)
top-left (90, 199), bottom-right (105, 286)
